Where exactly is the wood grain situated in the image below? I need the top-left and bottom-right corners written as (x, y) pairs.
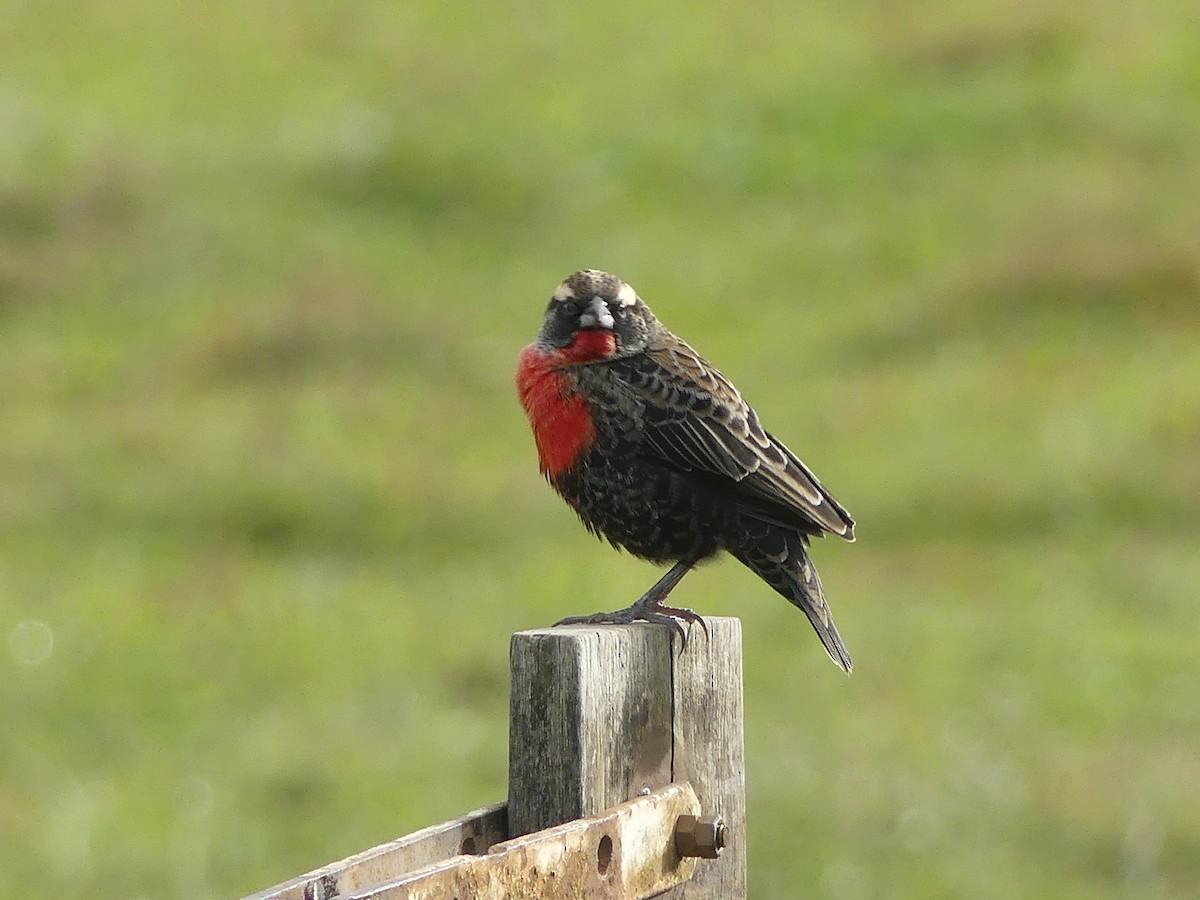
top-left (508, 617), bottom-right (745, 898)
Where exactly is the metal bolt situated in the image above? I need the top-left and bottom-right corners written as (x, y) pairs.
top-left (674, 814), bottom-right (727, 859)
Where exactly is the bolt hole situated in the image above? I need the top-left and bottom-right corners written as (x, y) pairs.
top-left (460, 837), bottom-right (477, 855)
top-left (596, 834), bottom-right (614, 875)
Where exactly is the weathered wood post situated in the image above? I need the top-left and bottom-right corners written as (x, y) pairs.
top-left (243, 617), bottom-right (745, 899)
top-left (508, 617), bottom-right (746, 898)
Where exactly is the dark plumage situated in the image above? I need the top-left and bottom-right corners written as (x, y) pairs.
top-left (516, 269), bottom-right (856, 671)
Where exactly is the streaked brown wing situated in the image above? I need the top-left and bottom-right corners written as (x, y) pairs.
top-left (628, 338), bottom-right (855, 540)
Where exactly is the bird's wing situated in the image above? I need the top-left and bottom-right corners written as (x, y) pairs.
top-left (624, 338), bottom-right (855, 540)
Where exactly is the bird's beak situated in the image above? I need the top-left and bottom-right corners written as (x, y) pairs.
top-left (577, 296), bottom-right (615, 330)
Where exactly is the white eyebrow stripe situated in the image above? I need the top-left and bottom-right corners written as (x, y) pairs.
top-left (553, 283), bottom-right (576, 301)
top-left (616, 281), bottom-right (638, 306)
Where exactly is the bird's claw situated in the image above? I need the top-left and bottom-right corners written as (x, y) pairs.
top-left (651, 603), bottom-right (710, 645)
top-left (553, 603), bottom-right (707, 650)
top-left (554, 609), bottom-right (640, 628)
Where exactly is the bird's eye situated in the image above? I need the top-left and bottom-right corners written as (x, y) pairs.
top-left (558, 300), bottom-right (580, 318)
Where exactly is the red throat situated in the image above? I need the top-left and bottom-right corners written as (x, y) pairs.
top-left (516, 342), bottom-right (604, 480)
top-left (561, 329), bottom-right (617, 362)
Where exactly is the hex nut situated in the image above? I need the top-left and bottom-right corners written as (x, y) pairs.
top-left (675, 814), bottom-right (727, 859)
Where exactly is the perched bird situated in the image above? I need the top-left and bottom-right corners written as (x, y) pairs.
top-left (516, 270), bottom-right (856, 672)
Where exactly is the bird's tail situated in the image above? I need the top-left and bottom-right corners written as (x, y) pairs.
top-left (729, 525), bottom-right (853, 673)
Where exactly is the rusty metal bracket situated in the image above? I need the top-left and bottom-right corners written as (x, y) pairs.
top-left (245, 783), bottom-right (710, 900)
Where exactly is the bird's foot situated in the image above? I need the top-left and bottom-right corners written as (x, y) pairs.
top-left (650, 603), bottom-right (710, 644)
top-left (554, 602), bottom-right (707, 649)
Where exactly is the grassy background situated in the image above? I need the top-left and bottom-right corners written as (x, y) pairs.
top-left (3, 1), bottom-right (1198, 897)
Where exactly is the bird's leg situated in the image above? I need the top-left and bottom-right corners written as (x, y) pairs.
top-left (554, 558), bottom-right (708, 646)
top-left (629, 559), bottom-right (708, 639)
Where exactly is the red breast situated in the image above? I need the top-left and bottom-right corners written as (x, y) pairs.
top-left (516, 331), bottom-right (616, 480)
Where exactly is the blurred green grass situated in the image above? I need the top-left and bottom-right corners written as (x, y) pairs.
top-left (2, 1), bottom-right (1198, 897)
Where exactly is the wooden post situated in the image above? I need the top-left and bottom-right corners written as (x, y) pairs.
top-left (508, 617), bottom-right (746, 898)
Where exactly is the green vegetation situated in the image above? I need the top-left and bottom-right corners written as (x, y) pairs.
top-left (2, 2), bottom-right (1197, 897)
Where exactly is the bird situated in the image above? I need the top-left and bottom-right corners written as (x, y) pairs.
top-left (515, 269), bottom-right (856, 672)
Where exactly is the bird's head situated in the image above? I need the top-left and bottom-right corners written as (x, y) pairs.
top-left (534, 269), bottom-right (660, 361)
